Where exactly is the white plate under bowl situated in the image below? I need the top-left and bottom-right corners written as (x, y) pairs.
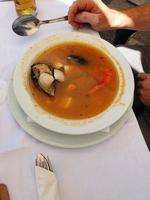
top-left (9, 77), bottom-right (133, 149)
top-left (13, 32), bottom-right (134, 135)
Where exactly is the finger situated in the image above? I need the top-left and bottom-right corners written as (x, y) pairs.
top-left (137, 81), bottom-right (141, 88)
top-left (68, 1), bottom-right (79, 23)
top-left (69, 21), bottom-right (83, 29)
top-left (68, 8), bottom-right (83, 29)
top-left (138, 89), bottom-right (147, 97)
top-left (68, 0), bottom-right (97, 23)
top-left (138, 88), bottom-right (150, 100)
top-left (137, 81), bottom-right (144, 88)
top-left (71, 22), bottom-right (83, 29)
top-left (75, 11), bottom-right (99, 28)
top-left (68, 0), bottom-right (90, 23)
top-left (138, 73), bottom-right (147, 80)
top-left (138, 79), bottom-right (150, 90)
top-left (139, 96), bottom-right (150, 107)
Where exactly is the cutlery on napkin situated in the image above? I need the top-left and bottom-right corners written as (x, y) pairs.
top-left (35, 153), bottom-right (60, 200)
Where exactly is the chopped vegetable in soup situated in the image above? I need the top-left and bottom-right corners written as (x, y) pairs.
top-left (29, 42), bottom-right (119, 119)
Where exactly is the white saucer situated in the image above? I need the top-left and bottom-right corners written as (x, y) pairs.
top-left (8, 77), bottom-right (133, 148)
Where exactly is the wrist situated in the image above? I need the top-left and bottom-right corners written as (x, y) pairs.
top-left (110, 4), bottom-right (150, 31)
top-left (109, 8), bottom-right (136, 30)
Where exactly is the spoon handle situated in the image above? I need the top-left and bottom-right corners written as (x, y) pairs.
top-left (39, 16), bottom-right (68, 25)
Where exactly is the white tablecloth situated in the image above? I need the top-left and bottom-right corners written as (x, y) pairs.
top-left (0, 0), bottom-right (150, 200)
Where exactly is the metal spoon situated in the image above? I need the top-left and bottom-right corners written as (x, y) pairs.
top-left (12, 15), bottom-right (68, 36)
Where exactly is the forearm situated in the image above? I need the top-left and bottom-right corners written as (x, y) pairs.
top-left (112, 3), bottom-right (150, 31)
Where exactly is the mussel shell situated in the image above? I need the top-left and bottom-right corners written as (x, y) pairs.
top-left (67, 55), bottom-right (87, 65)
top-left (31, 63), bottom-right (52, 84)
top-left (31, 63), bottom-right (55, 96)
top-left (54, 69), bottom-right (65, 82)
top-left (40, 82), bottom-right (56, 96)
top-left (38, 72), bottom-right (55, 96)
top-left (30, 63), bottom-right (65, 96)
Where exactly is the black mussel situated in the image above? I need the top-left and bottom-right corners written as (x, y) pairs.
top-left (38, 72), bottom-right (55, 96)
top-left (31, 63), bottom-right (52, 84)
top-left (31, 63), bottom-right (65, 96)
top-left (67, 55), bottom-right (87, 65)
top-left (31, 63), bottom-right (55, 96)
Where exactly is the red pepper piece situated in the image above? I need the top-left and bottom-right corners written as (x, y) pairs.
top-left (88, 69), bottom-right (112, 95)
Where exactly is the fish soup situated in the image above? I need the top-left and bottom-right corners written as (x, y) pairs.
top-left (30, 42), bottom-right (119, 119)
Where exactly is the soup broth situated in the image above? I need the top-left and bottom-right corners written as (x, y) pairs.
top-left (29, 42), bottom-right (119, 119)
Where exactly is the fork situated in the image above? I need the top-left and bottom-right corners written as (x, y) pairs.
top-left (35, 153), bottom-right (53, 172)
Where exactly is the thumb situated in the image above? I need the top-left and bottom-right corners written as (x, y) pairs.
top-left (75, 11), bottom-right (99, 27)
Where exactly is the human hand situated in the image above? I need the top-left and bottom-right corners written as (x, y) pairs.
top-left (138, 73), bottom-right (150, 107)
top-left (68, 0), bottom-right (122, 31)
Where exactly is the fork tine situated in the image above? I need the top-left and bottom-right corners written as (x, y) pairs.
top-left (36, 153), bottom-right (53, 172)
top-left (47, 156), bottom-right (53, 172)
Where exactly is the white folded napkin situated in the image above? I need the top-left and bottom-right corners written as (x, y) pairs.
top-left (35, 166), bottom-right (60, 200)
top-left (117, 46), bottom-right (144, 73)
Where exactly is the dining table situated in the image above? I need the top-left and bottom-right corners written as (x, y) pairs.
top-left (1, 0), bottom-right (150, 200)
